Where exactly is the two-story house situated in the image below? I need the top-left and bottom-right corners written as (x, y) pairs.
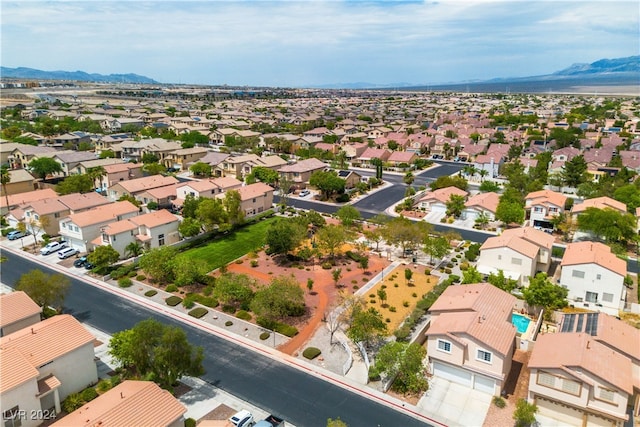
top-left (525, 189), bottom-right (567, 230)
top-left (8, 145), bottom-right (57, 169)
top-left (51, 151), bottom-right (97, 177)
top-left (425, 283), bottom-right (517, 396)
top-left (108, 175), bottom-right (178, 202)
top-left (559, 241), bottom-right (626, 315)
top-left (477, 227), bottom-right (555, 287)
top-left (233, 183), bottom-right (275, 218)
top-left (175, 176), bottom-right (243, 202)
top-left (59, 201), bottom-right (140, 253)
top-left (163, 147), bottom-right (209, 171)
top-left (415, 186), bottom-right (469, 214)
top-left (278, 158), bottom-right (327, 189)
top-left (0, 291), bottom-right (42, 337)
top-left (0, 169), bottom-right (36, 196)
top-left (462, 192), bottom-right (500, 222)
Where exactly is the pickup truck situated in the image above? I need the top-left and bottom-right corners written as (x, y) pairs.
top-left (254, 414), bottom-right (285, 427)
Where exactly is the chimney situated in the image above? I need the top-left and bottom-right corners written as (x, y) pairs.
top-left (586, 341), bottom-right (590, 349)
top-left (31, 328), bottom-right (35, 334)
top-left (120, 392), bottom-right (124, 399)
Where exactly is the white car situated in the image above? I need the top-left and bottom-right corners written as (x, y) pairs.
top-left (229, 410), bottom-right (254, 427)
top-left (40, 241), bottom-right (67, 255)
top-left (58, 247), bottom-right (79, 259)
top-left (299, 189), bottom-right (310, 197)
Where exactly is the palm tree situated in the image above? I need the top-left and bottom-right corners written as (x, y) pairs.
top-left (87, 166), bottom-right (106, 191)
top-left (125, 241), bottom-right (144, 258)
top-left (1, 165), bottom-right (10, 210)
top-left (478, 169), bottom-right (489, 182)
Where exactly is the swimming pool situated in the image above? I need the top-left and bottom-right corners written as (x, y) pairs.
top-left (511, 313), bottom-right (531, 334)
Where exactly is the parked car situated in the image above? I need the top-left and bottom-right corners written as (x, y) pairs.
top-left (255, 414), bottom-right (285, 427)
top-left (40, 241), bottom-right (67, 255)
top-left (229, 410), bottom-right (254, 427)
top-left (74, 256), bottom-right (88, 267)
top-left (84, 261), bottom-right (95, 270)
top-left (58, 247), bottom-right (79, 259)
top-left (299, 189), bottom-right (310, 197)
top-left (7, 230), bottom-right (30, 240)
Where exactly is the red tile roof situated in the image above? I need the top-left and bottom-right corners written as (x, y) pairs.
top-left (0, 291), bottom-right (42, 328)
top-left (561, 241), bottom-right (626, 277)
top-left (0, 347), bottom-right (39, 393)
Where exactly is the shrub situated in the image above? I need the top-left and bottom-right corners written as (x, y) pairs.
top-left (302, 347), bottom-right (322, 360)
top-left (336, 193), bottom-right (350, 203)
top-left (203, 285), bottom-right (214, 296)
top-left (188, 307), bottom-right (208, 318)
top-left (386, 318), bottom-right (391, 323)
top-left (96, 379), bottom-right (112, 393)
top-left (493, 396), bottom-right (506, 408)
top-left (165, 284), bottom-right (178, 293)
top-left (236, 310), bottom-right (252, 321)
top-left (81, 387), bottom-right (98, 402)
top-left (402, 301), bottom-right (409, 307)
top-left (370, 299), bottom-right (376, 304)
top-left (446, 262), bottom-right (454, 268)
top-left (465, 243), bottom-right (481, 261)
top-left (259, 332), bottom-right (271, 340)
top-left (117, 278), bottom-right (132, 288)
top-left (1, 227), bottom-right (16, 237)
top-left (353, 285), bottom-right (359, 290)
top-left (275, 323), bottom-right (298, 337)
top-left (62, 392), bottom-right (84, 413)
top-left (444, 268), bottom-right (452, 274)
top-left (128, 270), bottom-right (138, 277)
top-left (144, 290), bottom-right (157, 297)
top-left (222, 304), bottom-right (236, 314)
top-left (225, 320), bottom-right (233, 326)
top-left (449, 274), bottom-right (461, 283)
top-left (136, 274), bottom-right (147, 281)
top-left (321, 262), bottom-right (332, 270)
top-left (394, 283), bottom-right (399, 288)
top-left (369, 294), bottom-right (375, 298)
top-left (250, 260), bottom-right (259, 267)
top-left (165, 296), bottom-right (182, 306)
top-left (110, 375), bottom-right (122, 387)
top-left (182, 295), bottom-right (195, 309)
top-left (368, 366), bottom-right (381, 381)
top-left (389, 306), bottom-right (396, 312)
top-left (424, 268), bottom-right (431, 275)
top-left (412, 292), bottom-right (417, 298)
top-left (190, 294), bottom-right (218, 308)
top-left (185, 418), bottom-right (197, 427)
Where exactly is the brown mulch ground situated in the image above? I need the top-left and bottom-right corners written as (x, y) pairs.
top-left (198, 404), bottom-right (236, 423)
top-left (173, 381), bottom-right (193, 399)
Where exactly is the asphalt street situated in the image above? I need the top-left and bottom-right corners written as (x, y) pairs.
top-left (0, 251), bottom-right (434, 427)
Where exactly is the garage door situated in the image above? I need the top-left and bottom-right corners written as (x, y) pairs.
top-left (586, 414), bottom-right (615, 427)
top-left (473, 374), bottom-right (496, 394)
top-left (433, 362), bottom-right (472, 386)
top-left (536, 396), bottom-right (584, 426)
top-left (431, 204), bottom-right (446, 214)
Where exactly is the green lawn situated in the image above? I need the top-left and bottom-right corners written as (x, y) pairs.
top-left (177, 217), bottom-right (277, 271)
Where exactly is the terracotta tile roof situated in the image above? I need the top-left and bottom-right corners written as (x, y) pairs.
top-left (0, 315), bottom-right (95, 368)
top-left (58, 192), bottom-right (111, 212)
top-left (113, 175), bottom-right (178, 194)
top-left (103, 219), bottom-right (138, 235)
top-left (38, 373), bottom-right (61, 395)
top-left (53, 380), bottom-right (186, 427)
top-left (427, 283), bottom-right (516, 356)
top-left (24, 198), bottom-right (68, 215)
top-left (464, 192), bottom-right (499, 213)
top-left (419, 186), bottom-right (468, 204)
top-left (570, 196), bottom-right (627, 215)
top-left (64, 201), bottom-right (139, 228)
top-left (529, 333), bottom-right (633, 394)
top-left (0, 291), bottom-right (42, 327)
top-left (140, 183), bottom-right (181, 199)
top-left (387, 151), bottom-right (416, 163)
top-left (0, 188), bottom-right (56, 209)
top-left (103, 163), bottom-right (143, 174)
top-left (236, 183), bottom-right (274, 201)
top-left (526, 189), bottom-right (567, 209)
top-left (210, 176), bottom-right (243, 189)
top-left (481, 227), bottom-right (554, 259)
top-left (278, 158), bottom-right (327, 173)
top-left (178, 180), bottom-right (218, 193)
top-left (0, 347), bottom-right (39, 393)
top-left (561, 241), bottom-right (626, 277)
top-left (130, 209), bottom-right (179, 228)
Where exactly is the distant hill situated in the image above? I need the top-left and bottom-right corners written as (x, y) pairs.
top-left (312, 56), bottom-right (640, 92)
top-left (0, 67), bottom-right (159, 84)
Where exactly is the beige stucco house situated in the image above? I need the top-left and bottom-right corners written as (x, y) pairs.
top-left (0, 291), bottom-right (42, 337)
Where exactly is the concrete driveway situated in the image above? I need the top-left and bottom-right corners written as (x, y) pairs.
top-left (418, 376), bottom-right (492, 427)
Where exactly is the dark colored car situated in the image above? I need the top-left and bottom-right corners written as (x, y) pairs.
top-left (74, 256), bottom-right (88, 268)
top-left (84, 261), bottom-right (95, 270)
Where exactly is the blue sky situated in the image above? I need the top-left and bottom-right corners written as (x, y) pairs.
top-left (2, 1), bottom-right (638, 87)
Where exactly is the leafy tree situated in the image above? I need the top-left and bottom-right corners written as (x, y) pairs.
top-left (363, 227), bottom-right (384, 251)
top-left (423, 234), bottom-right (450, 264)
top-left (462, 265), bottom-right (483, 284)
top-left (429, 175), bottom-right (467, 191)
top-left (309, 170), bottom-right (345, 200)
top-left (377, 288), bottom-right (387, 306)
top-left (190, 162), bottom-right (212, 178)
top-left (117, 194), bottom-right (142, 208)
top-left (139, 246), bottom-right (178, 283)
top-left (178, 217), bottom-right (202, 237)
top-left (172, 257), bottom-right (209, 287)
top-left (265, 218), bottom-right (306, 255)
top-left (125, 241), bottom-right (144, 258)
top-left (383, 216), bottom-right (430, 257)
top-left (214, 273), bottom-right (256, 309)
top-left (613, 184), bottom-right (640, 212)
top-left (496, 199), bottom-right (525, 226)
top-left (141, 153), bottom-right (160, 164)
top-left (181, 194), bottom-right (201, 219)
top-left (1, 165), bottom-right (10, 208)
top-left (28, 157), bottom-right (62, 180)
top-left (487, 270), bottom-right (518, 292)
top-left (247, 166), bottom-right (279, 185)
top-left (55, 174), bottom-right (94, 194)
top-left (336, 205), bottom-right (361, 228)
top-left (445, 194), bottom-right (466, 218)
top-left (108, 319), bottom-right (204, 390)
top-left (25, 215), bottom-right (50, 248)
top-left (223, 190), bottom-right (244, 226)
top-left (99, 149), bottom-right (116, 159)
top-left (371, 157), bottom-right (383, 180)
top-left (16, 269), bottom-right (70, 311)
top-left (374, 342), bottom-right (428, 394)
top-left (87, 245), bottom-right (121, 272)
top-left (316, 224), bottom-right (351, 258)
top-left (143, 162), bottom-right (166, 176)
top-left (513, 399), bottom-right (537, 427)
top-left (403, 171), bottom-right (415, 185)
top-left (196, 198), bottom-right (228, 231)
top-left (327, 418), bottom-right (348, 427)
top-left (250, 275), bottom-right (305, 321)
top-left (474, 211), bottom-right (490, 230)
top-left (523, 273), bottom-right (568, 312)
top-left (561, 155), bottom-right (588, 187)
top-left (180, 130), bottom-right (209, 147)
top-left (346, 306), bottom-right (387, 348)
top-left (577, 207), bottom-right (637, 244)
top-left (359, 256), bottom-right (369, 272)
top-left (332, 268), bottom-right (343, 287)
top-left (479, 180), bottom-right (500, 193)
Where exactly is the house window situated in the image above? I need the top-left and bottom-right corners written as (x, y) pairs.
top-left (585, 291), bottom-right (598, 303)
top-left (596, 274), bottom-right (601, 280)
top-left (54, 212), bottom-right (60, 218)
top-left (34, 214), bottom-right (39, 221)
top-left (572, 270), bottom-right (585, 279)
top-left (102, 233), bottom-right (109, 243)
top-left (476, 349), bottom-right (492, 363)
top-left (561, 378), bottom-right (581, 395)
top-left (437, 339), bottom-right (452, 353)
top-left (112, 235), bottom-right (116, 242)
top-left (158, 233), bottom-right (165, 246)
top-left (511, 257), bottom-right (522, 265)
top-left (62, 223), bottom-right (66, 229)
top-left (537, 372), bottom-right (556, 388)
top-left (3, 405), bottom-right (22, 427)
top-left (602, 293), bottom-right (614, 303)
top-left (497, 255), bottom-right (502, 260)
top-left (598, 387), bottom-right (616, 403)
top-left (534, 207), bottom-right (544, 213)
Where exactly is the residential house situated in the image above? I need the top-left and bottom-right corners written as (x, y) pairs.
top-left (386, 151), bottom-right (417, 167)
top-left (0, 188), bottom-right (58, 215)
top-left (71, 158), bottom-right (124, 177)
top-left (175, 177), bottom-right (243, 202)
top-left (528, 332), bottom-right (635, 427)
top-left (191, 151), bottom-right (231, 173)
top-left (59, 201), bottom-right (140, 253)
top-left (337, 170), bottom-right (362, 189)
top-left (473, 154), bottom-right (502, 178)
top-left (0, 142), bottom-right (25, 166)
top-left (341, 142), bottom-right (368, 161)
top-left (163, 147), bottom-right (208, 171)
top-left (0, 291), bottom-right (41, 337)
top-left (425, 283), bottom-right (517, 396)
top-left (53, 381), bottom-right (186, 427)
top-left (415, 186), bottom-right (468, 214)
top-left (140, 140), bottom-right (183, 164)
top-left (570, 196), bottom-right (628, 219)
top-left (0, 169), bottom-right (36, 196)
top-left (525, 189), bottom-right (567, 229)
top-left (462, 192), bottom-right (500, 222)
top-left (477, 227), bottom-right (555, 286)
top-left (9, 145), bottom-right (57, 169)
top-left (278, 158), bottom-right (328, 189)
top-left (215, 154), bottom-right (287, 180)
top-left (136, 183), bottom-right (182, 210)
top-left (108, 175), bottom-right (179, 202)
top-left (356, 148), bottom-right (391, 167)
top-left (232, 183), bottom-right (275, 217)
top-left (96, 162), bottom-right (144, 193)
top-left (101, 117), bottom-right (144, 132)
top-left (51, 151), bottom-right (99, 177)
top-left (0, 315), bottom-right (98, 420)
top-left (93, 209), bottom-right (180, 256)
top-left (559, 241), bottom-right (626, 315)
top-left (48, 131), bottom-right (91, 149)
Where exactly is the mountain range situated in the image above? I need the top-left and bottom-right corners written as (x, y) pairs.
top-left (0, 67), bottom-right (158, 84)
